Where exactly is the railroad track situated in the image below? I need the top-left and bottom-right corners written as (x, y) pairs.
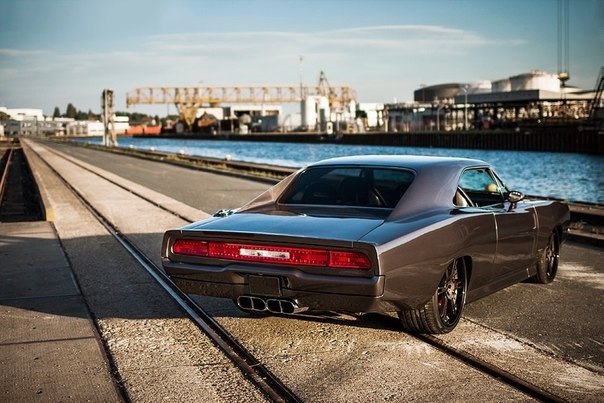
top-left (0, 141), bottom-right (43, 221)
top-left (0, 144), bottom-right (15, 205)
top-left (27, 140), bottom-right (573, 402)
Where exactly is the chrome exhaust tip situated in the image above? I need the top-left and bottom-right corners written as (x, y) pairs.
top-left (267, 298), bottom-right (307, 314)
top-left (237, 296), bottom-right (307, 314)
top-left (266, 299), bottom-right (292, 314)
top-left (237, 295), bottom-right (267, 311)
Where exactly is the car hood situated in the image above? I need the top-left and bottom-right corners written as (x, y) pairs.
top-left (182, 212), bottom-right (385, 243)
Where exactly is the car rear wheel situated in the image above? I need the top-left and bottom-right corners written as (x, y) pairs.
top-left (533, 231), bottom-right (559, 284)
top-left (398, 259), bottom-right (467, 334)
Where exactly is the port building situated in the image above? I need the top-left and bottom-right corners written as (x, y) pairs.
top-left (386, 69), bottom-right (599, 132)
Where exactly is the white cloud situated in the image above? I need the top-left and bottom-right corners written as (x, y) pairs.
top-left (0, 48), bottom-right (51, 58)
top-left (1, 25), bottom-right (529, 112)
top-left (145, 25), bottom-right (524, 57)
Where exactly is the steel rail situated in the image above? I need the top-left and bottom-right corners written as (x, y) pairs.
top-left (28, 142), bottom-right (302, 403)
top-left (0, 145), bottom-right (16, 208)
top-left (415, 334), bottom-right (566, 402)
top-left (35, 140), bottom-right (572, 401)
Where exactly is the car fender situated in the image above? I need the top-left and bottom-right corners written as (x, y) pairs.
top-left (369, 211), bottom-right (497, 310)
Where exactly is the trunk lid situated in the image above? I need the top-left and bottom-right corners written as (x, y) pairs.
top-left (184, 212), bottom-right (384, 243)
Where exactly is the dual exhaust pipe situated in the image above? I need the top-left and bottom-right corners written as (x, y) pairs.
top-left (237, 295), bottom-right (306, 314)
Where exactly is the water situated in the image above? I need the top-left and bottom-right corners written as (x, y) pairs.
top-left (73, 137), bottom-right (604, 204)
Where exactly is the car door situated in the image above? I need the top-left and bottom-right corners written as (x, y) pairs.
top-left (459, 168), bottom-right (536, 277)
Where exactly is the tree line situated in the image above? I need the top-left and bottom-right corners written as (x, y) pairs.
top-left (53, 103), bottom-right (99, 120)
top-left (53, 103), bottom-right (157, 124)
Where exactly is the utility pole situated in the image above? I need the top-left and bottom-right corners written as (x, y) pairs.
top-left (557, 0), bottom-right (570, 88)
top-left (299, 55), bottom-right (304, 100)
top-left (461, 85), bottom-right (469, 131)
top-left (101, 89), bottom-right (117, 146)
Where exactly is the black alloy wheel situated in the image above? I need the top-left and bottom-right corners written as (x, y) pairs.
top-left (534, 231), bottom-right (559, 284)
top-left (399, 258), bottom-right (467, 334)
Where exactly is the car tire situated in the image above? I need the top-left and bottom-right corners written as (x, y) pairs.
top-left (398, 259), bottom-right (467, 334)
top-left (533, 231), bottom-right (559, 284)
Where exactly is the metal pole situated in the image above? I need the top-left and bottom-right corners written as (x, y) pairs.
top-left (462, 85), bottom-right (468, 130)
top-left (299, 56), bottom-right (304, 100)
top-left (102, 89), bottom-right (116, 146)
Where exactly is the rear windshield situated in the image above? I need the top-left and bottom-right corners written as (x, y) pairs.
top-left (279, 166), bottom-right (415, 208)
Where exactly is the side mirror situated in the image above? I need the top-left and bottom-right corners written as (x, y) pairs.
top-left (213, 209), bottom-right (234, 217)
top-left (507, 190), bottom-right (525, 210)
top-left (507, 190), bottom-right (525, 203)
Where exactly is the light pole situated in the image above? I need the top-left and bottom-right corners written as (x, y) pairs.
top-left (461, 84), bottom-right (468, 130)
top-left (299, 55), bottom-right (304, 100)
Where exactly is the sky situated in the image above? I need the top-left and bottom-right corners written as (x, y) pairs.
top-left (1, 0), bottom-right (603, 116)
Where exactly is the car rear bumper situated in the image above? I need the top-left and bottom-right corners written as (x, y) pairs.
top-left (163, 259), bottom-right (393, 313)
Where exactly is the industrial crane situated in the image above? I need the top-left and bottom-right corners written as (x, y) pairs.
top-left (126, 77), bottom-right (356, 128)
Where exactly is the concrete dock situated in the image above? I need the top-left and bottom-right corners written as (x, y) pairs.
top-left (0, 221), bottom-right (123, 402)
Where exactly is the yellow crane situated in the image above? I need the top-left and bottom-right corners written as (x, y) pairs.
top-left (126, 81), bottom-right (356, 127)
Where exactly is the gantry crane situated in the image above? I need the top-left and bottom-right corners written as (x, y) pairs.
top-left (126, 79), bottom-right (356, 127)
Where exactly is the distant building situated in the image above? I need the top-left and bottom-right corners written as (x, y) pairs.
top-left (413, 70), bottom-right (572, 104)
top-left (357, 103), bottom-right (385, 131)
top-left (0, 107), bottom-right (45, 121)
top-left (3, 119), bottom-right (64, 136)
top-left (0, 106), bottom-right (130, 137)
top-left (65, 116), bottom-right (129, 136)
top-left (1, 106), bottom-right (64, 136)
top-left (65, 121), bottom-right (104, 136)
top-left (390, 69), bottom-right (597, 132)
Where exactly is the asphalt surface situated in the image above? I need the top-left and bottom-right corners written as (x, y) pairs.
top-left (5, 138), bottom-right (602, 402)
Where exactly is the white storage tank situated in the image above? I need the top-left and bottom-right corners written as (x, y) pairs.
top-left (317, 96), bottom-right (330, 127)
top-left (301, 96), bottom-right (317, 129)
top-left (348, 100), bottom-right (356, 116)
top-left (469, 80), bottom-right (492, 94)
top-left (492, 78), bottom-right (511, 92)
top-left (510, 70), bottom-right (560, 92)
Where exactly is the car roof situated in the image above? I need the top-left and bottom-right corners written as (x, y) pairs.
top-left (238, 155), bottom-right (494, 221)
top-left (308, 155), bottom-right (487, 171)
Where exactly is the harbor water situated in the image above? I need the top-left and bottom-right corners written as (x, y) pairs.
top-left (73, 137), bottom-right (604, 204)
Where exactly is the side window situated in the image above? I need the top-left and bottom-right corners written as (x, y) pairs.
top-left (459, 168), bottom-right (505, 207)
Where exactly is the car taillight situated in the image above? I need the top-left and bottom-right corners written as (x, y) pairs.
top-left (173, 239), bottom-right (209, 256)
top-left (329, 250), bottom-right (372, 269)
top-left (171, 239), bottom-right (371, 270)
top-left (209, 242), bottom-right (330, 266)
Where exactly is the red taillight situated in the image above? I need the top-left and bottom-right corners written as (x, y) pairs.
top-left (329, 250), bottom-right (372, 269)
top-left (171, 239), bottom-right (371, 270)
top-left (173, 239), bottom-right (208, 256)
top-left (209, 242), bottom-right (330, 266)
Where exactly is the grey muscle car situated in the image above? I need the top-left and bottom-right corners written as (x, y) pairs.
top-left (161, 155), bottom-right (570, 333)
